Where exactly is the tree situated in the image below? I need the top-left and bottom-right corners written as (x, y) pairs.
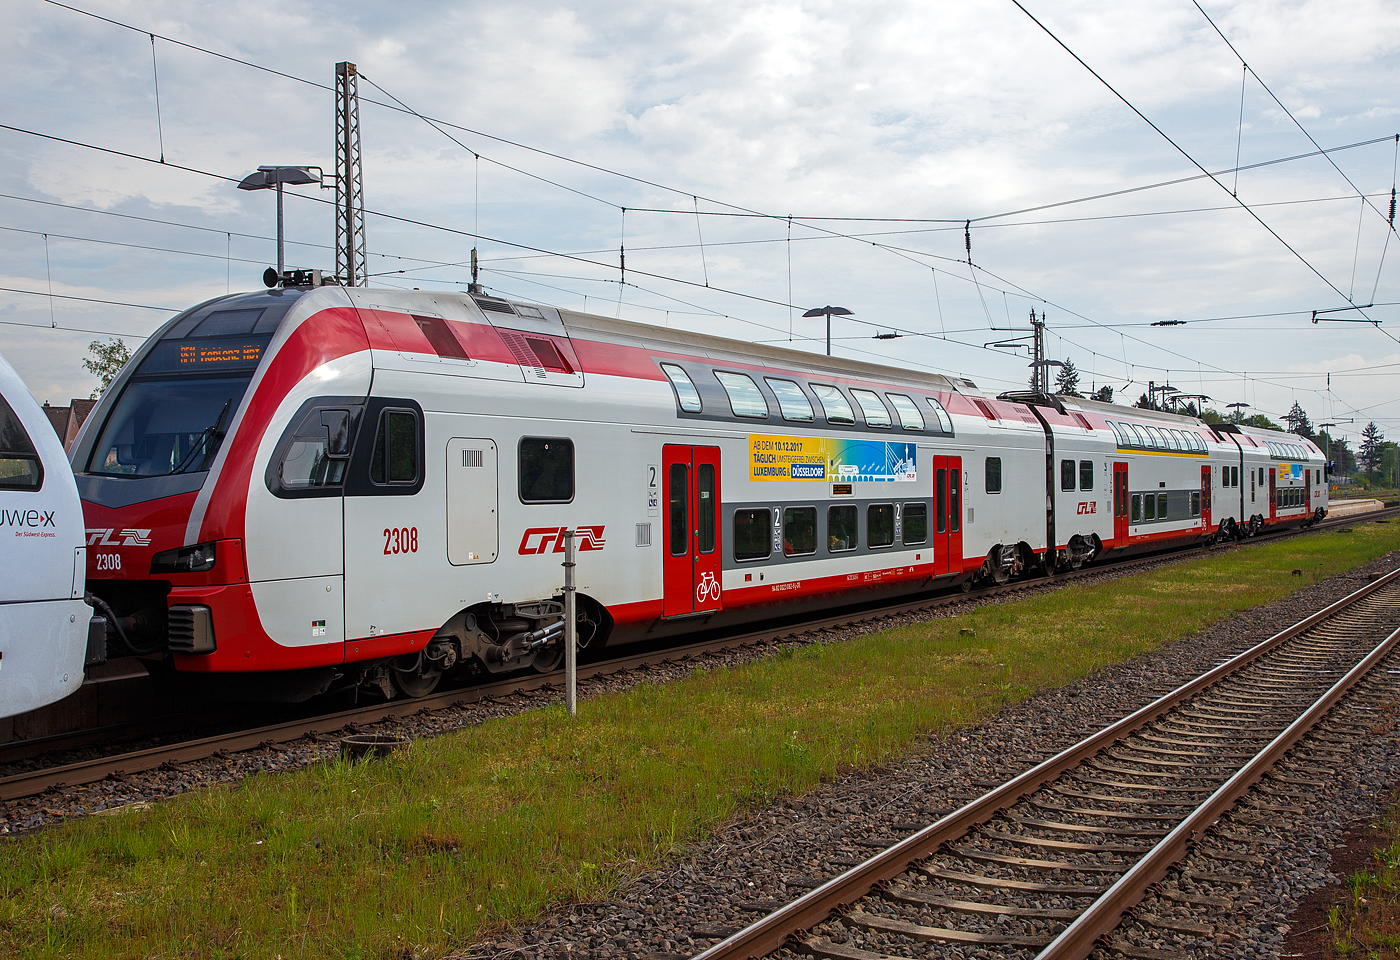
top-left (1134, 392), bottom-right (1158, 411)
top-left (1284, 402), bottom-right (1315, 441)
top-left (1199, 408), bottom-right (1224, 425)
top-left (1360, 422), bottom-right (1386, 476)
top-left (84, 338), bottom-right (132, 399)
top-left (1054, 359), bottom-right (1081, 397)
top-left (1089, 385), bottom-right (1113, 403)
top-left (1241, 413), bottom-right (1283, 432)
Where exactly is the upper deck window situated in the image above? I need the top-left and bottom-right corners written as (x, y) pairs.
top-left (764, 378), bottom-right (814, 422)
top-left (924, 397), bottom-right (954, 434)
top-left (886, 394), bottom-right (924, 431)
top-left (660, 363), bottom-right (702, 413)
top-left (811, 385), bottom-right (855, 424)
top-left (850, 389), bottom-right (891, 428)
top-left (0, 393), bottom-right (41, 490)
top-left (714, 372), bottom-right (769, 419)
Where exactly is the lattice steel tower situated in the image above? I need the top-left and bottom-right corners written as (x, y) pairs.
top-left (335, 61), bottom-right (367, 287)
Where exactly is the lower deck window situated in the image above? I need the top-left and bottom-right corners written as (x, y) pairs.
top-left (868, 504), bottom-right (894, 548)
top-left (828, 505), bottom-right (858, 552)
top-left (1143, 494), bottom-right (1155, 521)
top-left (1190, 491), bottom-right (1201, 517)
top-left (733, 509), bottom-right (771, 561)
top-left (903, 502), bottom-right (928, 545)
top-left (783, 506), bottom-right (817, 556)
top-left (1131, 493), bottom-right (1141, 523)
top-left (518, 437), bottom-right (572, 502)
top-left (1157, 493), bottom-right (1168, 519)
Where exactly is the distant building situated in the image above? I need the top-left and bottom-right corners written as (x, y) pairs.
top-left (41, 399), bottom-right (98, 452)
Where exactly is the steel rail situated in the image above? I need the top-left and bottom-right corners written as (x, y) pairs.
top-left (3, 508), bottom-right (1389, 801)
top-left (689, 563), bottom-right (1400, 960)
top-left (1037, 618), bottom-right (1400, 958)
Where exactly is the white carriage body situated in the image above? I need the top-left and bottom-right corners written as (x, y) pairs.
top-left (0, 353), bottom-right (89, 718)
top-left (68, 287), bottom-right (1327, 685)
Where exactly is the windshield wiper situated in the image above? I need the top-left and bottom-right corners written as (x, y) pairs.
top-left (171, 398), bottom-right (233, 475)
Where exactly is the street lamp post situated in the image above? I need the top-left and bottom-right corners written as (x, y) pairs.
top-left (238, 165), bottom-right (323, 277)
top-left (802, 306), bottom-right (853, 356)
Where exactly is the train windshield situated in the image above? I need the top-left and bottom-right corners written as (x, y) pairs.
top-left (87, 375), bottom-right (254, 477)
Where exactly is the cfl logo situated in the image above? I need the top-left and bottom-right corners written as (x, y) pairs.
top-left (86, 527), bottom-right (152, 546)
top-left (1075, 502), bottom-right (1097, 515)
top-left (517, 525), bottom-right (607, 555)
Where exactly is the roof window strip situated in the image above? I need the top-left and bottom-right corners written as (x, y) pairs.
top-left (764, 378), bottom-right (814, 422)
top-left (850, 389), bottom-right (891, 427)
top-left (810, 384), bottom-right (855, 424)
top-left (714, 371), bottom-right (769, 418)
top-left (885, 393), bottom-right (924, 430)
top-left (660, 363), bottom-right (702, 413)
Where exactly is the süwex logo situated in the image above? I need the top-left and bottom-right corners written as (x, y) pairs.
top-left (517, 525), bottom-right (606, 555)
top-left (86, 528), bottom-right (152, 546)
top-left (3, 508), bottom-right (55, 528)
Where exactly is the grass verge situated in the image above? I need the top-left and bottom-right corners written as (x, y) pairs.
top-left (1329, 800), bottom-right (1400, 957)
top-left (3, 523), bottom-right (1399, 960)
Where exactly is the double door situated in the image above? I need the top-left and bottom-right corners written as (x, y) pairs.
top-left (1113, 462), bottom-right (1129, 544)
top-left (662, 445), bottom-right (722, 617)
top-left (932, 456), bottom-right (963, 576)
top-left (1201, 465), bottom-right (1212, 530)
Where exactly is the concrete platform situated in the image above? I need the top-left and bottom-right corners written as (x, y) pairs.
top-left (1327, 498), bottom-right (1386, 518)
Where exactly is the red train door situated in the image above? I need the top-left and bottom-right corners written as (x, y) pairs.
top-left (1113, 462), bottom-right (1129, 544)
top-left (662, 444), bottom-right (722, 617)
top-left (1305, 468), bottom-right (1312, 510)
top-left (932, 456), bottom-right (963, 576)
top-left (1201, 465), bottom-right (1212, 531)
top-left (1269, 469), bottom-right (1277, 521)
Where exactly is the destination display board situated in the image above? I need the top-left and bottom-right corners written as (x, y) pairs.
top-left (134, 335), bottom-right (273, 376)
top-left (749, 434), bottom-right (917, 482)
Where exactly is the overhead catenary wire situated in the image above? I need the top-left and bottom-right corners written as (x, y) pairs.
top-left (1191, 0), bottom-right (1398, 237)
top-left (10, 6), bottom-right (1397, 412)
top-left (1009, 0), bottom-right (1372, 316)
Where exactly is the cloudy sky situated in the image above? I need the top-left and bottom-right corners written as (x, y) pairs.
top-left (3, 0), bottom-right (1399, 447)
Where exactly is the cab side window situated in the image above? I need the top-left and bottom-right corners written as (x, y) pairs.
top-left (282, 409), bottom-right (352, 488)
top-left (0, 393), bottom-right (42, 490)
top-left (371, 409), bottom-right (420, 485)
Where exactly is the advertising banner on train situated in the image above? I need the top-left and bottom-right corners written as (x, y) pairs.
top-left (749, 434), bottom-right (917, 482)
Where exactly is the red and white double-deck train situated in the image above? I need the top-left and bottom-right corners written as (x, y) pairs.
top-left (70, 283), bottom-right (1328, 698)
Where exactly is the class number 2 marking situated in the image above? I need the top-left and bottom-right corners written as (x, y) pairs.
top-left (383, 527), bottom-right (419, 555)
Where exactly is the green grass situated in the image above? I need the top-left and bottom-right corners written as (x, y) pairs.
top-left (1329, 799), bottom-right (1400, 958)
top-left (3, 523), bottom-right (1399, 960)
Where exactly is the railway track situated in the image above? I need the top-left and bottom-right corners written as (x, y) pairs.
top-left (689, 562), bottom-right (1400, 960)
top-left (1, 508), bottom-right (1390, 805)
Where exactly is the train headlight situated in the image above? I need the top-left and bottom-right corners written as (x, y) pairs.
top-left (150, 542), bottom-right (217, 574)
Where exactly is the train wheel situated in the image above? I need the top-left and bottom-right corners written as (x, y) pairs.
top-left (532, 641), bottom-right (564, 674)
top-left (390, 653), bottom-right (442, 698)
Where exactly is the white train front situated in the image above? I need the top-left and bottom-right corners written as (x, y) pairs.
top-left (0, 352), bottom-right (93, 719)
top-left (70, 285), bottom-right (1329, 698)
